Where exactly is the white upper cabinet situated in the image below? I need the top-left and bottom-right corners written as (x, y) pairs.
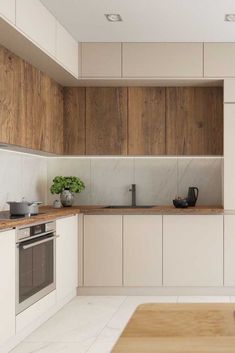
top-left (16, 0), bottom-right (56, 56)
top-left (163, 215), bottom-right (223, 286)
top-left (0, 0), bottom-right (15, 24)
top-left (123, 43), bottom-right (203, 77)
top-left (0, 229), bottom-right (15, 346)
top-left (123, 215), bottom-right (162, 287)
top-left (81, 43), bottom-right (122, 77)
top-left (204, 43), bottom-right (235, 77)
top-left (56, 21), bottom-right (79, 77)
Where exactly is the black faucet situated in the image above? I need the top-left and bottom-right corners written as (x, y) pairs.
top-left (129, 184), bottom-right (136, 207)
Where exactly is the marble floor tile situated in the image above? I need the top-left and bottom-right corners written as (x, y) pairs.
top-left (178, 296), bottom-right (230, 303)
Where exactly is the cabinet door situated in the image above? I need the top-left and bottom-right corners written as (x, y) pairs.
top-left (81, 43), bottom-right (121, 78)
top-left (224, 105), bottom-right (235, 210)
top-left (0, 229), bottom-right (15, 345)
top-left (166, 87), bottom-right (223, 155)
top-left (56, 22), bottom-right (78, 77)
top-left (224, 215), bottom-right (235, 286)
top-left (16, 0), bottom-right (56, 56)
top-left (56, 216), bottom-right (78, 302)
top-left (128, 87), bottom-right (166, 155)
top-left (163, 215), bottom-right (223, 286)
top-left (123, 43), bottom-right (203, 77)
top-left (123, 215), bottom-right (162, 286)
top-left (0, 0), bottom-right (15, 23)
top-left (204, 43), bottom-right (235, 77)
top-left (86, 87), bottom-right (127, 155)
top-left (84, 215), bottom-right (122, 286)
top-left (224, 79), bottom-right (235, 103)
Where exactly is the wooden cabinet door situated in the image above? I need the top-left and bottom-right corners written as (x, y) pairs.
top-left (0, 0), bottom-right (15, 23)
top-left (63, 87), bottom-right (86, 155)
top-left (166, 87), bottom-right (223, 155)
top-left (86, 87), bottom-right (128, 155)
top-left (56, 22), bottom-right (78, 77)
top-left (204, 43), bottom-right (235, 77)
top-left (81, 43), bottom-right (121, 78)
top-left (128, 87), bottom-right (165, 155)
top-left (84, 215), bottom-right (122, 286)
top-left (163, 215), bottom-right (223, 286)
top-left (0, 229), bottom-right (15, 345)
top-left (16, 0), bottom-right (56, 56)
top-left (123, 215), bottom-right (162, 286)
top-left (123, 43), bottom-right (203, 77)
top-left (56, 216), bottom-right (78, 302)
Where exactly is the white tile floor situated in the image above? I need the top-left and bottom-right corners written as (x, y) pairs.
top-left (10, 295), bottom-right (233, 353)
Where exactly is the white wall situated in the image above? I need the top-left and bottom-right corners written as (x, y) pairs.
top-left (0, 149), bottom-right (47, 210)
top-left (47, 157), bottom-right (223, 207)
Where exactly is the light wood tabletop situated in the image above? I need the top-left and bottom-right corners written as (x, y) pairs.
top-left (111, 303), bottom-right (235, 353)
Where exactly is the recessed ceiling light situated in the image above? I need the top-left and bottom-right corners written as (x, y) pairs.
top-left (225, 14), bottom-right (235, 22)
top-left (105, 14), bottom-right (122, 22)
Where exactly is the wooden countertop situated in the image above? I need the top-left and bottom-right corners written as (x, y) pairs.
top-left (0, 205), bottom-right (225, 231)
top-left (112, 303), bottom-right (235, 353)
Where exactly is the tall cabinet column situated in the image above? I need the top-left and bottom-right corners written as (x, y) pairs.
top-left (224, 79), bottom-right (235, 209)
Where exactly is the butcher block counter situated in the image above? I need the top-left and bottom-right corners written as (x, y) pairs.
top-left (0, 205), bottom-right (225, 231)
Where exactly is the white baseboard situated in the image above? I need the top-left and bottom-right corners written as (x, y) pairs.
top-left (77, 286), bottom-right (235, 296)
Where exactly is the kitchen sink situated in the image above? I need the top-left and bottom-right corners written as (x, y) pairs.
top-left (104, 205), bottom-right (154, 209)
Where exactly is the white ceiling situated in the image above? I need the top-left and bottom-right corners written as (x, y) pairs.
top-left (40, 0), bottom-right (235, 42)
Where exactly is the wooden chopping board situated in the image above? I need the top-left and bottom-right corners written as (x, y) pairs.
top-left (111, 303), bottom-right (235, 353)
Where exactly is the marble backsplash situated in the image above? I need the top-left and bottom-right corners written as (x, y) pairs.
top-left (0, 151), bottom-right (223, 210)
top-left (47, 157), bottom-right (223, 207)
top-left (0, 150), bottom-right (47, 211)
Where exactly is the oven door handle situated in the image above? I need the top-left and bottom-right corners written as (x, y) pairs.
top-left (22, 235), bottom-right (60, 250)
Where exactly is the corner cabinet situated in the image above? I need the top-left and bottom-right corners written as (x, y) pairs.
top-left (56, 215), bottom-right (78, 302)
top-left (84, 215), bottom-right (122, 286)
top-left (163, 215), bottom-right (223, 286)
top-left (0, 229), bottom-right (15, 347)
top-left (123, 215), bottom-right (162, 286)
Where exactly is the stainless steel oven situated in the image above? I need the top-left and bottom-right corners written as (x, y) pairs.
top-left (16, 221), bottom-right (58, 314)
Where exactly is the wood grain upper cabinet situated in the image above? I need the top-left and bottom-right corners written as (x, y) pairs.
top-left (84, 215), bottom-right (122, 286)
top-left (204, 43), bottom-right (235, 77)
top-left (56, 21), bottom-right (78, 77)
top-left (166, 87), bottom-right (223, 155)
top-left (16, 0), bottom-right (56, 56)
top-left (81, 43), bottom-right (121, 77)
top-left (63, 87), bottom-right (86, 155)
top-left (123, 43), bottom-right (203, 77)
top-left (163, 215), bottom-right (223, 286)
top-left (123, 215), bottom-right (162, 286)
top-left (128, 87), bottom-right (165, 155)
top-left (86, 87), bottom-right (128, 155)
top-left (0, 0), bottom-right (15, 23)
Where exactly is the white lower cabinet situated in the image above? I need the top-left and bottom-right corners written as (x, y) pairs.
top-left (224, 215), bottom-right (235, 286)
top-left (56, 215), bottom-right (78, 302)
top-left (0, 229), bottom-right (15, 346)
top-left (84, 215), bottom-right (122, 286)
top-left (123, 215), bottom-right (162, 286)
top-left (163, 215), bottom-right (223, 286)
top-left (0, 0), bottom-right (15, 23)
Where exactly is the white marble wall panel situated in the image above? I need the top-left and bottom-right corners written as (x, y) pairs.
top-left (178, 158), bottom-right (222, 206)
top-left (0, 150), bottom-right (47, 210)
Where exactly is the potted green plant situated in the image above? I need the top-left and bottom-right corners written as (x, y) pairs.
top-left (50, 176), bottom-right (85, 207)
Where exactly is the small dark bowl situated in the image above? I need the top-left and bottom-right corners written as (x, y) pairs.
top-left (173, 198), bottom-right (189, 208)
